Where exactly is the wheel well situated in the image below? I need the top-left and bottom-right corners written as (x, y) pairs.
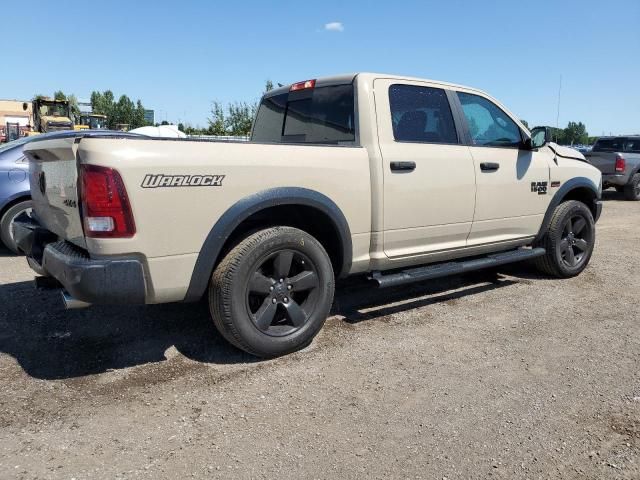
top-left (560, 187), bottom-right (597, 217)
top-left (217, 204), bottom-right (345, 276)
top-left (0, 195), bottom-right (31, 221)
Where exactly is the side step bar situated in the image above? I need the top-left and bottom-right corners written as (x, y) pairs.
top-left (371, 248), bottom-right (545, 288)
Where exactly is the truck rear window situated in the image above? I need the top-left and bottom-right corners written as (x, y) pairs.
top-left (251, 84), bottom-right (355, 144)
top-left (593, 138), bottom-right (624, 152)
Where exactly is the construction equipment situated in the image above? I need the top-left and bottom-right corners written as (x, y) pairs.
top-left (24, 98), bottom-right (73, 135)
top-left (74, 113), bottom-right (108, 130)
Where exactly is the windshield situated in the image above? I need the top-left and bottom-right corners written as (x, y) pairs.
top-left (90, 116), bottom-right (107, 129)
top-left (0, 136), bottom-right (31, 154)
top-left (40, 102), bottom-right (69, 117)
top-left (79, 115), bottom-right (107, 129)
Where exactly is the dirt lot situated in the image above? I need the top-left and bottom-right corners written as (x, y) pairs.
top-left (0, 192), bottom-right (638, 479)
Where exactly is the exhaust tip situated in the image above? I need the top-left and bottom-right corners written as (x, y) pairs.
top-left (61, 291), bottom-right (91, 310)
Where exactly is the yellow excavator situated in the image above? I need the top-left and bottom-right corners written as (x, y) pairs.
top-left (74, 113), bottom-right (108, 130)
top-left (24, 98), bottom-right (74, 135)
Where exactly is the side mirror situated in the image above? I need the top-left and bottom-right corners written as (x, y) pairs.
top-left (528, 126), bottom-right (552, 149)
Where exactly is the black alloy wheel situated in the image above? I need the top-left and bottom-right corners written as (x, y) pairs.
top-left (246, 249), bottom-right (320, 336)
top-left (559, 213), bottom-right (593, 269)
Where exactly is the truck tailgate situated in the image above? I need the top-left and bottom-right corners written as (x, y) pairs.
top-left (585, 152), bottom-right (617, 174)
top-left (23, 136), bottom-right (86, 248)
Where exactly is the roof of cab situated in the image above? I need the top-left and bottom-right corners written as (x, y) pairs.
top-left (263, 72), bottom-right (485, 98)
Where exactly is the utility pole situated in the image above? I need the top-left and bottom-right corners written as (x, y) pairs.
top-left (555, 74), bottom-right (562, 142)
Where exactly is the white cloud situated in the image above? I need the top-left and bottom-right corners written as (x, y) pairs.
top-left (324, 22), bottom-right (344, 32)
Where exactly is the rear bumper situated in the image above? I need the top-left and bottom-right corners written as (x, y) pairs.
top-left (602, 173), bottom-right (629, 187)
top-left (12, 214), bottom-right (147, 305)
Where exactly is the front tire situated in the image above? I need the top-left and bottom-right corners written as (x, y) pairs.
top-left (623, 173), bottom-right (640, 201)
top-left (209, 227), bottom-right (335, 358)
top-left (534, 200), bottom-right (595, 278)
top-left (0, 200), bottom-right (32, 254)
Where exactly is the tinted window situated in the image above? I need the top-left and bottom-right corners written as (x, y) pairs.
top-left (592, 138), bottom-right (624, 152)
top-left (251, 84), bottom-right (355, 144)
top-left (624, 138), bottom-right (640, 153)
top-left (389, 85), bottom-right (458, 143)
top-left (457, 92), bottom-right (522, 147)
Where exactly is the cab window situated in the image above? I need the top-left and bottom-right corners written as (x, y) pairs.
top-left (252, 84), bottom-right (355, 144)
top-left (457, 92), bottom-right (522, 147)
top-left (389, 84), bottom-right (458, 144)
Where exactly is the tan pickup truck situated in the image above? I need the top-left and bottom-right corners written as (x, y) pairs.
top-left (14, 73), bottom-right (603, 357)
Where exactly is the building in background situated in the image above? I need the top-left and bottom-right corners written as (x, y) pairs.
top-left (0, 100), bottom-right (33, 141)
top-left (144, 109), bottom-right (155, 125)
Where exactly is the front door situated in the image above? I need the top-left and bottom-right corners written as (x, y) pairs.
top-left (375, 79), bottom-right (476, 258)
top-left (453, 91), bottom-right (553, 245)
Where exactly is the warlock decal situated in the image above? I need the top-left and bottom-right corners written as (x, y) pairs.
top-left (141, 174), bottom-right (225, 188)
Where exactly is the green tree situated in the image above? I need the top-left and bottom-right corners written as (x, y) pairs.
top-left (226, 101), bottom-right (255, 136)
top-left (520, 119), bottom-right (529, 129)
top-left (563, 121), bottom-right (588, 145)
top-left (207, 101), bottom-right (226, 135)
top-left (205, 79), bottom-right (273, 136)
top-left (90, 90), bottom-right (148, 129)
top-left (134, 100), bottom-right (147, 128)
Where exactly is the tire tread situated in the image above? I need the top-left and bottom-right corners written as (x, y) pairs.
top-left (623, 173), bottom-right (640, 201)
top-left (534, 200), bottom-right (594, 278)
top-left (209, 227), bottom-right (333, 357)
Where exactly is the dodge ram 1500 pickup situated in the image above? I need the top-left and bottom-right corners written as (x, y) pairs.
top-left (14, 73), bottom-right (603, 357)
top-left (585, 136), bottom-right (640, 200)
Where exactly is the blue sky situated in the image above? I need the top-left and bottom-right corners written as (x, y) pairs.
top-left (2, 0), bottom-right (638, 135)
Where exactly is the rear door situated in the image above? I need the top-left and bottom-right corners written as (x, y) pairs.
top-left (374, 79), bottom-right (476, 258)
top-left (453, 91), bottom-right (552, 245)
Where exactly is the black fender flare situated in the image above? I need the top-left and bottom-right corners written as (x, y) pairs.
top-left (534, 177), bottom-right (601, 243)
top-left (184, 187), bottom-right (352, 302)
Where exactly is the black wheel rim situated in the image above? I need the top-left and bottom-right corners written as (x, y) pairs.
top-left (559, 213), bottom-right (592, 268)
top-left (245, 249), bottom-right (320, 337)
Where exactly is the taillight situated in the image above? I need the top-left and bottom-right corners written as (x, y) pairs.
top-left (290, 79), bottom-right (316, 92)
top-left (79, 164), bottom-right (135, 238)
top-left (615, 154), bottom-right (626, 173)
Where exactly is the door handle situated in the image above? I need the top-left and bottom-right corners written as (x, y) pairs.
top-left (390, 161), bottom-right (416, 172)
top-left (480, 162), bottom-right (500, 172)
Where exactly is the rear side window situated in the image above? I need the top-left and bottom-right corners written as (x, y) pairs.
top-left (593, 138), bottom-right (624, 152)
top-left (389, 85), bottom-right (458, 144)
top-left (457, 92), bottom-right (522, 147)
top-left (251, 84), bottom-right (355, 144)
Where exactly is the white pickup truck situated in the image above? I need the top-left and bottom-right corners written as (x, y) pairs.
top-left (14, 73), bottom-right (603, 357)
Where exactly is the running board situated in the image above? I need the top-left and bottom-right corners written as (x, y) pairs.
top-left (370, 248), bottom-right (546, 288)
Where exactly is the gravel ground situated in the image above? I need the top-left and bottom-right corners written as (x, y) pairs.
top-left (0, 191), bottom-right (638, 479)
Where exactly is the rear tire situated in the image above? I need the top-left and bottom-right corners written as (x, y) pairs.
top-left (534, 200), bottom-right (595, 278)
top-left (0, 200), bottom-right (32, 254)
top-left (209, 227), bottom-right (335, 358)
top-left (623, 173), bottom-right (640, 201)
